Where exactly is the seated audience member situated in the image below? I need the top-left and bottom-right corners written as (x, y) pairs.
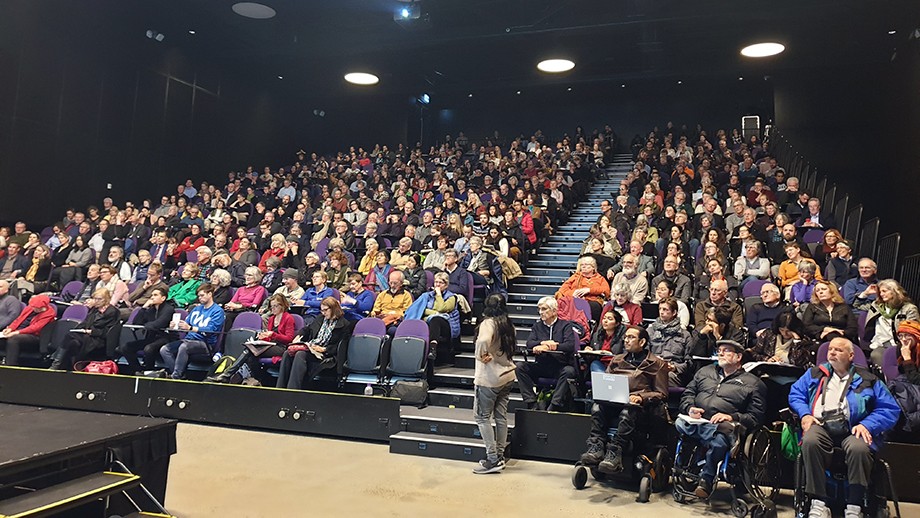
top-left (298, 271), bottom-right (335, 326)
top-left (105, 246), bottom-right (132, 281)
top-left (864, 279), bottom-right (919, 366)
top-left (746, 311), bottom-right (816, 367)
top-left (788, 337), bottom-right (900, 518)
top-left (0, 243), bottom-right (29, 281)
top-left (389, 238), bottom-right (415, 270)
top-left (210, 293), bottom-right (296, 384)
top-left (745, 282), bottom-right (789, 340)
top-left (789, 261), bottom-right (819, 310)
top-left (258, 233), bottom-right (287, 273)
top-left (443, 249), bottom-right (469, 303)
top-left (889, 321), bottom-right (920, 442)
top-left (271, 269), bottom-right (305, 307)
top-left (91, 263), bottom-right (129, 309)
top-left (260, 256), bottom-right (284, 294)
top-left (691, 306), bottom-right (745, 358)
top-left (675, 340), bottom-right (767, 499)
top-left (56, 235), bottom-right (94, 286)
top-left (405, 271), bottom-right (460, 362)
top-left (232, 237), bottom-right (261, 267)
top-left (341, 273), bottom-right (374, 321)
top-left (276, 297), bottom-right (350, 390)
top-left (652, 278), bottom-right (691, 328)
top-left (122, 262), bottom-right (169, 319)
top-left (801, 280), bottom-right (858, 343)
top-left (579, 325), bottom-right (669, 474)
top-left (118, 287), bottom-right (175, 375)
top-left (50, 288), bottom-right (120, 370)
top-left (225, 266), bottom-right (268, 312)
top-left (0, 281), bottom-right (21, 330)
top-left (69, 263), bottom-right (102, 304)
top-left (608, 253), bottom-right (649, 304)
top-left (168, 263), bottom-right (202, 308)
top-left (606, 283), bottom-right (643, 326)
top-left (842, 258), bottom-right (879, 311)
top-left (357, 238), bottom-right (379, 276)
top-left (364, 251), bottom-right (393, 293)
top-left (556, 256), bottom-right (610, 321)
top-left (825, 239), bottom-right (858, 288)
top-left (584, 305), bottom-right (626, 372)
top-left (607, 242), bottom-right (655, 280)
top-left (402, 253), bottom-right (428, 299)
top-left (159, 284), bottom-right (226, 380)
top-left (812, 229), bottom-right (843, 273)
top-left (694, 278), bottom-right (743, 330)
top-left (651, 255), bottom-right (691, 305)
top-left (733, 241), bottom-right (771, 290)
top-left (795, 197), bottom-right (837, 231)
top-left (369, 270), bottom-right (413, 334)
top-left (648, 297), bottom-right (693, 386)
top-left (423, 234), bottom-right (450, 271)
top-left (777, 242), bottom-right (822, 290)
top-left (516, 297), bottom-right (578, 411)
top-left (695, 258), bottom-right (739, 302)
top-left (210, 269), bottom-right (234, 306)
top-left (0, 295), bottom-right (56, 366)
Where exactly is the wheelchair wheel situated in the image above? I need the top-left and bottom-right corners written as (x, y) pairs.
top-left (672, 486), bottom-right (687, 504)
top-left (751, 500), bottom-right (777, 518)
top-left (875, 503), bottom-right (890, 518)
top-left (651, 448), bottom-right (671, 492)
top-left (637, 476), bottom-right (652, 503)
top-left (572, 465), bottom-right (588, 490)
top-left (744, 427), bottom-right (780, 500)
top-left (731, 497), bottom-right (750, 518)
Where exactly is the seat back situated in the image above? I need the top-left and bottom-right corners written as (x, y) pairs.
top-left (815, 341), bottom-right (868, 367)
top-left (572, 298), bottom-right (592, 324)
top-left (387, 319), bottom-right (429, 378)
top-left (223, 311), bottom-right (262, 359)
top-left (315, 238), bottom-right (330, 259)
top-left (741, 279), bottom-right (768, 299)
top-left (186, 250), bottom-right (198, 264)
top-left (61, 304), bottom-right (89, 321)
top-left (291, 313), bottom-right (305, 333)
top-left (802, 229), bottom-right (824, 245)
top-left (881, 346), bottom-right (900, 383)
top-left (118, 307), bottom-right (147, 351)
top-left (59, 281), bottom-right (83, 299)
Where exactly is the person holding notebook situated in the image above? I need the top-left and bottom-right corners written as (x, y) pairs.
top-left (579, 325), bottom-right (670, 474)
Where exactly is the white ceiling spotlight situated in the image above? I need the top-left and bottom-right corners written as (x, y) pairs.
top-left (344, 72), bottom-right (379, 85)
top-left (145, 30), bottom-right (165, 42)
top-left (232, 2), bottom-right (277, 19)
top-left (537, 59), bottom-right (575, 73)
top-left (740, 42), bottom-right (785, 58)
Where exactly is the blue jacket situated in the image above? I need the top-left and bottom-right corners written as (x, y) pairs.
top-left (343, 289), bottom-right (375, 321)
top-left (405, 289), bottom-right (461, 338)
top-left (788, 362), bottom-right (901, 450)
top-left (300, 286), bottom-right (335, 316)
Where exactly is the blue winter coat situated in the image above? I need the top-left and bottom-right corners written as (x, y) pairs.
top-left (788, 362), bottom-right (901, 450)
top-left (404, 289), bottom-right (460, 338)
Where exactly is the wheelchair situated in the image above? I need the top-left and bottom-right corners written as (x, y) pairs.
top-left (571, 400), bottom-right (674, 503)
top-left (671, 423), bottom-right (780, 518)
top-left (783, 411), bottom-right (902, 518)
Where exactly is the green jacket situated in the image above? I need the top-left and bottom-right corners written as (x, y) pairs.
top-left (168, 279), bottom-right (202, 308)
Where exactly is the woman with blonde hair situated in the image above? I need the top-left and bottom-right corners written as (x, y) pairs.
top-left (358, 238), bottom-right (379, 276)
top-left (865, 279), bottom-right (920, 365)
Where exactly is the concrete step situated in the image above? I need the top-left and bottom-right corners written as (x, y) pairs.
top-left (400, 405), bottom-right (515, 438)
top-left (507, 292), bottom-right (550, 303)
top-left (389, 431), bottom-right (489, 462)
top-left (527, 259), bottom-right (578, 269)
top-left (428, 387), bottom-right (526, 411)
top-left (518, 267), bottom-right (572, 279)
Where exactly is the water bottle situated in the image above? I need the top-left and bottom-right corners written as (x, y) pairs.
top-left (364, 384), bottom-right (374, 397)
top-left (212, 352), bottom-right (223, 363)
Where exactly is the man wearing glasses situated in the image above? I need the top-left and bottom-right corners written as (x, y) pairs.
top-left (675, 340), bottom-right (767, 499)
top-left (160, 284), bottom-right (225, 380)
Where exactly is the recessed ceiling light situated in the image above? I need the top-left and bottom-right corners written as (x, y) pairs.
top-left (888, 30), bottom-right (897, 35)
top-left (232, 2), bottom-right (277, 19)
top-left (516, 90), bottom-right (522, 95)
top-left (277, 75), bottom-right (283, 80)
top-left (738, 76), bottom-right (744, 80)
top-left (344, 72), bottom-right (379, 85)
top-left (537, 59), bottom-right (575, 73)
top-left (677, 80), bottom-right (683, 84)
top-left (567, 87), bottom-right (572, 91)
top-left (188, 30), bottom-right (196, 35)
top-left (740, 42), bottom-right (785, 57)
top-left (621, 84), bottom-right (626, 88)
top-left (468, 93), bottom-right (473, 98)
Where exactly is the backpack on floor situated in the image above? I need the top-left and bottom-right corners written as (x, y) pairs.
top-left (207, 355), bottom-right (236, 378)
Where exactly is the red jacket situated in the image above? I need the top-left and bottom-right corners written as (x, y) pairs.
top-left (6, 297), bottom-right (56, 336)
top-left (258, 248), bottom-right (285, 273)
top-left (265, 312), bottom-right (296, 345)
top-left (518, 211), bottom-right (536, 244)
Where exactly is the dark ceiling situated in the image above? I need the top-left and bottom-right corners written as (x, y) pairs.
top-left (4, 0), bottom-right (919, 101)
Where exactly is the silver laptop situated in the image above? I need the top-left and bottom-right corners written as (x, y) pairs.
top-left (590, 372), bottom-right (631, 404)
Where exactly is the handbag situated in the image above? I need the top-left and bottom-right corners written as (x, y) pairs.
top-left (390, 379), bottom-right (429, 407)
top-left (74, 360), bottom-right (119, 375)
top-left (819, 371), bottom-right (852, 439)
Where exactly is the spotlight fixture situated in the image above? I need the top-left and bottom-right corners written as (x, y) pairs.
top-left (277, 75), bottom-right (283, 80)
top-left (738, 76), bottom-right (744, 80)
top-left (740, 42), bottom-right (785, 57)
top-left (394, 1), bottom-right (421, 21)
top-left (468, 93), bottom-right (473, 98)
top-left (677, 80), bottom-right (683, 84)
top-left (188, 30), bottom-right (196, 35)
top-left (567, 87), bottom-right (572, 91)
top-left (146, 30), bottom-right (166, 42)
top-left (888, 30), bottom-right (897, 35)
top-left (537, 59), bottom-right (575, 73)
top-left (232, 2), bottom-right (277, 19)
top-left (516, 90), bottom-right (522, 95)
top-left (344, 72), bottom-right (379, 85)
top-left (621, 84), bottom-right (626, 88)
top-left (418, 93), bottom-right (431, 105)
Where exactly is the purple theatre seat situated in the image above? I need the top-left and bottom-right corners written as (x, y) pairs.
top-left (425, 270), bottom-right (434, 290)
top-left (57, 281), bottom-right (83, 300)
top-left (572, 298), bottom-right (592, 324)
top-left (185, 250), bottom-right (198, 264)
top-left (816, 341), bottom-right (868, 368)
top-left (387, 319), bottom-right (429, 379)
top-left (881, 346), bottom-right (901, 383)
top-left (343, 251), bottom-right (356, 269)
top-left (61, 304), bottom-right (89, 322)
top-left (223, 311), bottom-right (262, 359)
top-left (741, 279), bottom-right (768, 299)
top-left (802, 229), bottom-right (825, 244)
top-left (315, 238), bottom-right (330, 259)
top-left (857, 310), bottom-right (869, 351)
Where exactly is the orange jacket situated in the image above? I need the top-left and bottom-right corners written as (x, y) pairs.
top-left (556, 272), bottom-right (610, 305)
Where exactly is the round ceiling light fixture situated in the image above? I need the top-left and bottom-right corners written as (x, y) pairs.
top-left (740, 42), bottom-right (785, 58)
top-left (537, 59), bottom-right (575, 73)
top-left (344, 72), bottom-right (379, 85)
top-left (232, 2), bottom-right (277, 19)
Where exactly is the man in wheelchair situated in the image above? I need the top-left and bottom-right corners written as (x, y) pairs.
top-left (788, 337), bottom-right (901, 518)
top-left (579, 325), bottom-right (669, 474)
top-left (674, 339), bottom-right (767, 499)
